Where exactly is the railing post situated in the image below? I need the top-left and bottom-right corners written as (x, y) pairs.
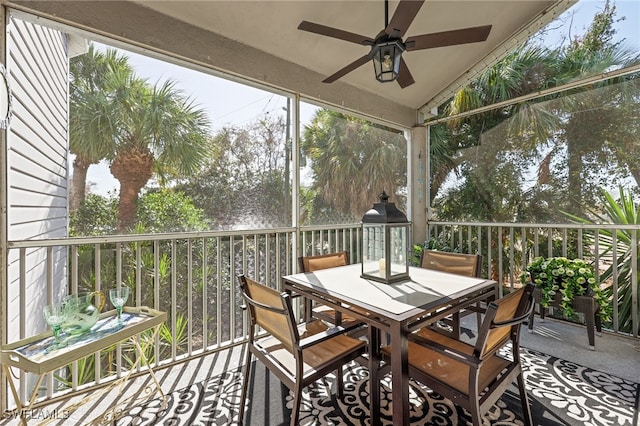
top-left (632, 229), bottom-right (638, 338)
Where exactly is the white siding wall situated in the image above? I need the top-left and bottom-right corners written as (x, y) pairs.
top-left (6, 15), bottom-right (68, 344)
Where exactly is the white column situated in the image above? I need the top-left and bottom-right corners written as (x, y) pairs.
top-left (408, 126), bottom-right (427, 246)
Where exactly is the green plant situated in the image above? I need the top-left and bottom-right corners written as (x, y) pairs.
top-left (563, 186), bottom-right (640, 334)
top-left (520, 256), bottom-right (611, 321)
top-left (412, 238), bottom-right (454, 266)
top-left (126, 313), bottom-right (190, 365)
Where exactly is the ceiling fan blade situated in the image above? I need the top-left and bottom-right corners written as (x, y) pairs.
top-left (405, 25), bottom-right (492, 51)
top-left (298, 21), bottom-right (375, 46)
top-left (385, 0), bottom-right (425, 39)
top-left (322, 55), bottom-right (371, 83)
top-left (396, 57), bottom-right (415, 88)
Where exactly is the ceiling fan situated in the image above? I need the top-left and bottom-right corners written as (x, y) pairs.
top-left (298, 0), bottom-right (492, 88)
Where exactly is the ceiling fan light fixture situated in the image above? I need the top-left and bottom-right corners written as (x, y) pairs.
top-left (372, 39), bottom-right (404, 83)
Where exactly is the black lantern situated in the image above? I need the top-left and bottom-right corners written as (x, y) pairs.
top-left (361, 191), bottom-right (410, 284)
top-left (371, 40), bottom-right (405, 83)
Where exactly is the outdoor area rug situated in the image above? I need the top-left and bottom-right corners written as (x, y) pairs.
top-left (118, 347), bottom-right (639, 425)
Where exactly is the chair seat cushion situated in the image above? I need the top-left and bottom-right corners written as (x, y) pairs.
top-left (255, 320), bottom-right (366, 378)
top-left (382, 328), bottom-right (510, 395)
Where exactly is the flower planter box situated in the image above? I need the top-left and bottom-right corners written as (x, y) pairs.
top-left (527, 287), bottom-right (602, 350)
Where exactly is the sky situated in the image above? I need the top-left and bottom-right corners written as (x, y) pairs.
top-left (83, 0), bottom-right (640, 196)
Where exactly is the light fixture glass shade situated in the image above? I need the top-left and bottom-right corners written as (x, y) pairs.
top-left (372, 40), bottom-right (405, 83)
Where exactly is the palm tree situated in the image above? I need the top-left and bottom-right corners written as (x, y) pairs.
top-left (436, 0), bottom-right (640, 220)
top-left (71, 44), bottom-right (211, 231)
top-left (301, 109), bottom-right (406, 221)
top-left (106, 73), bottom-right (210, 231)
top-left (437, 44), bottom-right (562, 201)
top-left (69, 45), bottom-right (133, 212)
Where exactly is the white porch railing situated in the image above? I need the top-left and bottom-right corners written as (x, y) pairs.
top-left (2, 221), bottom-right (637, 411)
top-left (1, 225), bottom-right (362, 411)
top-left (427, 221), bottom-right (639, 337)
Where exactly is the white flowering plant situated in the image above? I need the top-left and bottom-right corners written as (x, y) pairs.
top-left (520, 256), bottom-right (611, 321)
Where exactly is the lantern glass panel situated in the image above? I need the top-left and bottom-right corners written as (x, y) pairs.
top-left (389, 225), bottom-right (408, 272)
top-left (362, 224), bottom-right (386, 278)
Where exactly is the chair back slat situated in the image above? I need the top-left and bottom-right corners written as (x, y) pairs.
top-left (420, 250), bottom-right (481, 277)
top-left (240, 275), bottom-right (296, 351)
top-left (299, 251), bottom-right (349, 272)
top-left (477, 284), bottom-right (534, 357)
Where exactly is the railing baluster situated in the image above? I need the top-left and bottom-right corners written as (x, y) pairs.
top-left (230, 235), bottom-right (236, 344)
top-left (594, 230), bottom-right (600, 282)
top-left (46, 247), bottom-right (54, 398)
top-left (487, 226), bottom-right (492, 282)
top-left (136, 241), bottom-right (142, 308)
top-left (116, 242), bottom-right (123, 377)
top-left (632, 229), bottom-right (638, 338)
top-left (498, 227), bottom-right (503, 290)
top-left (171, 239), bottom-right (177, 361)
top-left (265, 233), bottom-right (271, 289)
top-left (94, 244), bottom-right (101, 384)
top-left (578, 229), bottom-right (583, 259)
top-left (153, 240), bottom-right (160, 367)
top-left (521, 226), bottom-right (527, 277)
top-left (71, 245), bottom-right (78, 391)
top-left (612, 231), bottom-right (619, 332)
top-left (216, 236), bottom-right (222, 348)
top-left (508, 228), bottom-right (515, 288)
top-left (202, 238), bottom-right (208, 349)
top-left (187, 238), bottom-right (193, 356)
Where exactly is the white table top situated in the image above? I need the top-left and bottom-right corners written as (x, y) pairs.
top-left (283, 264), bottom-right (496, 323)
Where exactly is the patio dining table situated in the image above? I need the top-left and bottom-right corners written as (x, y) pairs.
top-left (282, 263), bottom-right (498, 426)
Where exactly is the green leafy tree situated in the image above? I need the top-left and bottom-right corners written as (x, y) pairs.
top-left (70, 189), bottom-right (207, 236)
top-left (70, 193), bottom-right (119, 236)
top-left (430, 43), bottom-right (562, 220)
top-left (70, 43), bottom-right (212, 232)
top-left (554, 1), bottom-right (638, 214)
top-left (135, 189), bottom-right (209, 233)
top-left (301, 109), bottom-right (406, 222)
top-left (69, 45), bottom-right (133, 212)
top-left (434, 0), bottom-right (640, 223)
top-left (176, 116), bottom-right (289, 229)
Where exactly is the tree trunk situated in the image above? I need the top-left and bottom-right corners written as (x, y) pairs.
top-left (613, 137), bottom-right (640, 190)
top-left (70, 157), bottom-right (91, 212)
top-left (110, 148), bottom-right (154, 232)
top-left (565, 115), bottom-right (585, 217)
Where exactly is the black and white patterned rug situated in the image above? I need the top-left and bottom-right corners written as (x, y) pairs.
top-left (119, 347), bottom-right (639, 425)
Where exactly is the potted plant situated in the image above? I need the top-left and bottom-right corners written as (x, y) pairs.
top-left (520, 256), bottom-right (611, 321)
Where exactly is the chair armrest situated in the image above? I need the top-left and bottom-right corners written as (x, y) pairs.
top-left (410, 333), bottom-right (480, 368)
top-left (492, 302), bottom-right (535, 327)
top-left (299, 322), bottom-right (365, 349)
